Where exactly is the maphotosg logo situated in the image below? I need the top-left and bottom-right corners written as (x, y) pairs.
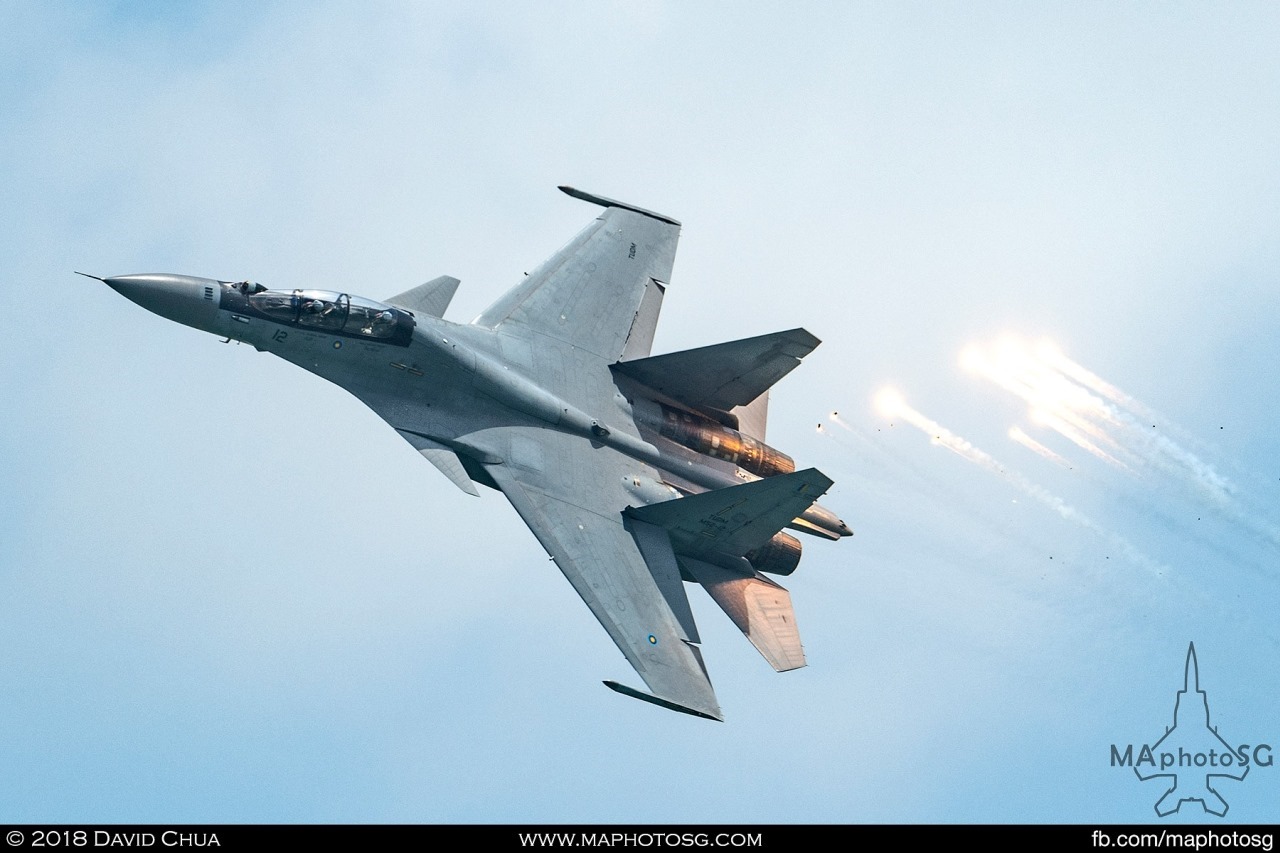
top-left (1111, 643), bottom-right (1273, 817)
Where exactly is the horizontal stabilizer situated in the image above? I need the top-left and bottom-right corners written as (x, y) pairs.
top-left (395, 430), bottom-right (479, 496)
top-left (386, 275), bottom-right (460, 318)
top-left (682, 558), bottom-right (805, 672)
top-left (604, 680), bottom-right (723, 721)
top-left (626, 468), bottom-right (832, 559)
top-left (613, 328), bottom-right (820, 412)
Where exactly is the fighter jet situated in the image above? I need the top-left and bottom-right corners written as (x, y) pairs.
top-left (89, 186), bottom-right (851, 720)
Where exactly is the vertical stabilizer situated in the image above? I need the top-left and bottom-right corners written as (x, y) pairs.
top-left (733, 392), bottom-right (770, 441)
top-left (681, 557), bottom-right (806, 672)
top-left (386, 275), bottom-right (461, 318)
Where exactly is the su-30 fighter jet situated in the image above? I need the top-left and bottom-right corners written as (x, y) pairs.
top-left (88, 186), bottom-right (851, 720)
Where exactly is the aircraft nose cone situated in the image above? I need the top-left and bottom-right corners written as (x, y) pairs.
top-left (104, 273), bottom-right (221, 330)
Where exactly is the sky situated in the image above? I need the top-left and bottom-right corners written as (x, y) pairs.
top-left (3, 1), bottom-right (1280, 824)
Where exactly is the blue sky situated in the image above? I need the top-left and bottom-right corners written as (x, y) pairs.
top-left (3, 2), bottom-right (1279, 823)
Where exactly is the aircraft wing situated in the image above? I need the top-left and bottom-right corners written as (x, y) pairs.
top-left (472, 193), bottom-right (680, 362)
top-left (480, 428), bottom-right (722, 720)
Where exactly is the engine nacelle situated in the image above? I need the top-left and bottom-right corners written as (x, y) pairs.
top-left (642, 401), bottom-right (795, 478)
top-left (745, 532), bottom-right (803, 576)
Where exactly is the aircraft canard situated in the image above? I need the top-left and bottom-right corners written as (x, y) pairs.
top-left (93, 186), bottom-right (851, 721)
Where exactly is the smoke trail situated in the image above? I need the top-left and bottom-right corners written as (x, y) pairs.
top-left (871, 387), bottom-right (1170, 577)
top-left (1008, 426), bottom-right (1072, 469)
top-left (962, 338), bottom-right (1129, 466)
top-left (963, 335), bottom-right (1280, 549)
top-left (820, 408), bottom-right (1111, 568)
top-left (1043, 343), bottom-right (1243, 502)
top-left (1035, 341), bottom-right (1146, 417)
top-left (1029, 408), bottom-right (1129, 469)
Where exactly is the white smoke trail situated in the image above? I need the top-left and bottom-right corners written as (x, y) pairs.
top-left (1028, 408), bottom-right (1129, 469)
top-left (1008, 426), bottom-right (1072, 469)
top-left (1035, 341), bottom-right (1146, 417)
top-left (871, 387), bottom-right (1170, 577)
top-left (963, 335), bottom-right (1280, 549)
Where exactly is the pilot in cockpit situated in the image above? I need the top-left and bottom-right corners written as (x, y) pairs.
top-left (361, 309), bottom-right (396, 335)
top-left (304, 297), bottom-right (338, 319)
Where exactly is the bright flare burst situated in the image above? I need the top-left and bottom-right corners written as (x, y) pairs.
top-left (873, 388), bottom-right (905, 419)
top-left (961, 335), bottom-right (1125, 466)
top-left (961, 335), bottom-right (1280, 546)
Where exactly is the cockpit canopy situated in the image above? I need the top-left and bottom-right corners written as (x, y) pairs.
top-left (222, 284), bottom-right (414, 346)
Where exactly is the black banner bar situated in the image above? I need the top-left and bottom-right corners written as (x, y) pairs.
top-left (3, 826), bottom-right (1278, 850)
